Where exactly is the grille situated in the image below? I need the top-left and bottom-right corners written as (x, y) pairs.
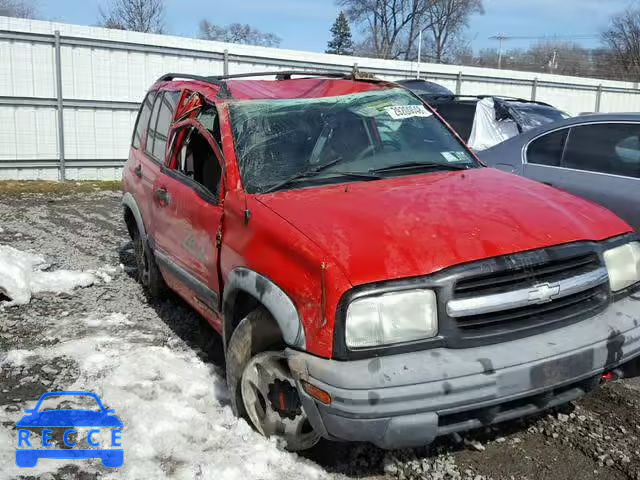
top-left (448, 251), bottom-right (609, 339)
top-left (455, 285), bottom-right (607, 333)
top-left (453, 253), bottom-right (600, 298)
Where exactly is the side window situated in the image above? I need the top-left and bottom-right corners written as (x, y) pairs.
top-left (171, 126), bottom-right (222, 204)
top-left (145, 94), bottom-right (162, 158)
top-left (132, 91), bottom-right (156, 149)
top-left (615, 135), bottom-right (640, 178)
top-left (145, 91), bottom-right (180, 163)
top-left (563, 123), bottom-right (640, 178)
top-left (527, 129), bottom-right (568, 167)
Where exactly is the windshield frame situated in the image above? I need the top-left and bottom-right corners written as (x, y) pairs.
top-left (226, 86), bottom-right (482, 195)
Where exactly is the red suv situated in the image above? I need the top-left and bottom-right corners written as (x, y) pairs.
top-left (122, 70), bottom-right (640, 451)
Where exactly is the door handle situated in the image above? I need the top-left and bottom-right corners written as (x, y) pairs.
top-left (134, 165), bottom-right (142, 178)
top-left (542, 181), bottom-right (554, 187)
top-left (155, 187), bottom-right (170, 206)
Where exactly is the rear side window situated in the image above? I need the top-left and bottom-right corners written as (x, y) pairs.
top-left (527, 129), bottom-right (568, 167)
top-left (145, 96), bottom-right (162, 158)
top-left (132, 91), bottom-right (156, 149)
top-left (145, 91), bottom-right (180, 162)
top-left (563, 123), bottom-right (640, 178)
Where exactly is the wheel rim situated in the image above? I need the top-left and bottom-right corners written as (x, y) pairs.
top-left (241, 351), bottom-right (320, 451)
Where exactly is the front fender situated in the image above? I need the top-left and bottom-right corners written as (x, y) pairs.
top-left (223, 268), bottom-right (305, 350)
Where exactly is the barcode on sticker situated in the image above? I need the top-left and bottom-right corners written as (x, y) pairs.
top-left (385, 105), bottom-right (432, 120)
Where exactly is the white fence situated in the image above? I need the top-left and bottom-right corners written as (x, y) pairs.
top-left (2, 16), bottom-right (640, 181)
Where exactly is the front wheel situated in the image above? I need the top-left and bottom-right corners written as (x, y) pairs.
top-left (226, 308), bottom-right (320, 451)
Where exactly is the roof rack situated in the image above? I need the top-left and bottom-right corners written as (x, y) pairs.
top-left (156, 67), bottom-right (381, 86)
top-left (155, 68), bottom-right (384, 101)
top-left (156, 73), bottom-right (221, 84)
top-left (427, 94), bottom-right (552, 106)
top-left (213, 70), bottom-right (350, 81)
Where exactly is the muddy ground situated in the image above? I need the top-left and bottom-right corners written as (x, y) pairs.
top-left (1, 188), bottom-right (640, 480)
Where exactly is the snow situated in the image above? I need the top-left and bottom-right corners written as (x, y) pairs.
top-left (91, 265), bottom-right (118, 284)
top-left (0, 244), bottom-right (97, 306)
top-left (0, 312), bottom-right (331, 479)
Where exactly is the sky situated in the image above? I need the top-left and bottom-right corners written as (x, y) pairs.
top-left (37, 0), bottom-right (637, 53)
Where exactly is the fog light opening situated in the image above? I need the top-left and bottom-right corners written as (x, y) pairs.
top-left (301, 380), bottom-right (332, 405)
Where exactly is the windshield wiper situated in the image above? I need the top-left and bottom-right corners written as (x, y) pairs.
top-left (262, 157), bottom-right (380, 193)
top-left (370, 161), bottom-right (470, 175)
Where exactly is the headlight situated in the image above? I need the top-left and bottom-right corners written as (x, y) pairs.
top-left (604, 241), bottom-right (640, 292)
top-left (345, 289), bottom-right (438, 349)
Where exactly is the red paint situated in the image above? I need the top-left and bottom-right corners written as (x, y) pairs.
top-left (124, 77), bottom-right (632, 360)
top-left (257, 168), bottom-right (631, 287)
top-left (225, 78), bottom-right (390, 100)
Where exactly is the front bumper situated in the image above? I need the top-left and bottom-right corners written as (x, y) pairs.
top-left (287, 295), bottom-right (640, 449)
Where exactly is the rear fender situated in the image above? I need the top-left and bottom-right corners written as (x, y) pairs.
top-left (122, 192), bottom-right (147, 240)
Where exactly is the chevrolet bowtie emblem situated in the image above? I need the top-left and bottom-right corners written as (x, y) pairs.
top-left (528, 282), bottom-right (561, 304)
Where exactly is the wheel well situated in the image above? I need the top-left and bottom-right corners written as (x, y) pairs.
top-left (224, 290), bottom-right (283, 349)
top-left (123, 206), bottom-right (137, 239)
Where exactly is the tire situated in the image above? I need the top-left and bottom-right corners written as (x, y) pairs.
top-left (226, 306), bottom-right (320, 450)
top-left (226, 307), bottom-right (282, 418)
top-left (132, 227), bottom-right (165, 298)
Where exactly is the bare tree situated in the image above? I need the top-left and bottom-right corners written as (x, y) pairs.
top-left (602, 6), bottom-right (640, 81)
top-left (527, 41), bottom-right (594, 76)
top-left (468, 43), bottom-right (626, 81)
top-left (338, 0), bottom-right (430, 59)
top-left (421, 0), bottom-right (483, 63)
top-left (338, 0), bottom-right (482, 61)
top-left (0, 0), bottom-right (37, 18)
top-left (98, 0), bottom-right (165, 33)
top-left (198, 20), bottom-right (281, 47)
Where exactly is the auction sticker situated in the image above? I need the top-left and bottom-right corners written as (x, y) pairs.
top-left (385, 104), bottom-right (432, 120)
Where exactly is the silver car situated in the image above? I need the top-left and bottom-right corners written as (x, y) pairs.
top-left (478, 114), bottom-right (640, 230)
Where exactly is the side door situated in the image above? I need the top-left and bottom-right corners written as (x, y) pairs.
top-left (150, 95), bottom-right (226, 324)
top-left (553, 123), bottom-right (640, 231)
top-left (130, 90), bottom-right (180, 234)
top-left (127, 90), bottom-right (156, 226)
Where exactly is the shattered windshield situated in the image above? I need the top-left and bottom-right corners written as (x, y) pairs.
top-left (228, 88), bottom-right (478, 193)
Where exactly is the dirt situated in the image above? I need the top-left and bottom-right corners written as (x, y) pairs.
top-left (0, 180), bottom-right (121, 197)
top-left (2, 189), bottom-right (640, 480)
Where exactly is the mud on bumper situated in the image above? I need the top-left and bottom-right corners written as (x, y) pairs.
top-left (287, 295), bottom-right (640, 449)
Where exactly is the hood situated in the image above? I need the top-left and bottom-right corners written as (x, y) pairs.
top-left (256, 168), bottom-right (631, 286)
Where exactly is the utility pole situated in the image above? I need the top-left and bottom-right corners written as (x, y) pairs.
top-left (550, 50), bottom-right (558, 71)
top-left (417, 30), bottom-right (422, 79)
top-left (491, 34), bottom-right (507, 69)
